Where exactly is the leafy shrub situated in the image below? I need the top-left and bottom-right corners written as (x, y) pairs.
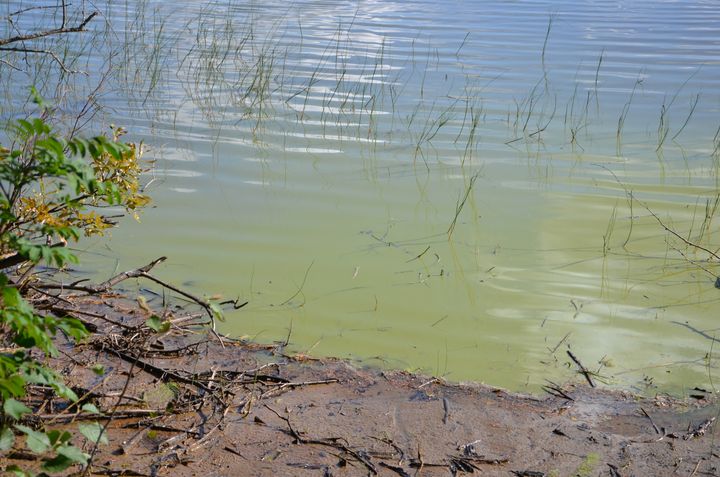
top-left (0, 95), bottom-right (149, 475)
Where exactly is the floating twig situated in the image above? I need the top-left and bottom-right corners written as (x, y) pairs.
top-left (406, 246), bottom-right (430, 263)
top-left (567, 350), bottom-right (595, 387)
top-left (279, 260), bottom-right (314, 306)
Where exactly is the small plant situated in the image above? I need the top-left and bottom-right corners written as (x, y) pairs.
top-left (0, 93), bottom-right (149, 475)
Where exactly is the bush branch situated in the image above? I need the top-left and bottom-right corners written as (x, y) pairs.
top-left (0, 11), bottom-right (98, 47)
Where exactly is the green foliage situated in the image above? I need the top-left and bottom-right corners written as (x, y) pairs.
top-left (78, 422), bottom-right (107, 446)
top-left (0, 112), bottom-right (150, 253)
top-left (3, 399), bottom-right (31, 420)
top-left (14, 425), bottom-right (92, 473)
top-left (0, 107), bottom-right (149, 474)
top-left (146, 314), bottom-right (171, 333)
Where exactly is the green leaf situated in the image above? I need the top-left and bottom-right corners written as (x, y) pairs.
top-left (46, 429), bottom-right (61, 446)
top-left (208, 302), bottom-right (225, 323)
top-left (55, 443), bottom-right (90, 464)
top-left (0, 374), bottom-right (26, 399)
top-left (45, 429), bottom-right (70, 446)
top-left (78, 422), bottom-right (107, 445)
top-left (146, 315), bottom-right (170, 333)
top-left (4, 464), bottom-right (29, 477)
top-left (0, 426), bottom-right (15, 451)
top-left (41, 453), bottom-right (75, 473)
top-left (15, 424), bottom-right (50, 453)
top-left (81, 403), bottom-right (101, 415)
top-left (90, 364), bottom-right (105, 376)
top-left (3, 398), bottom-right (31, 419)
top-left (57, 317), bottom-right (88, 342)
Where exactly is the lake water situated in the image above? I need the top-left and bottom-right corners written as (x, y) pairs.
top-left (4, 0), bottom-right (720, 395)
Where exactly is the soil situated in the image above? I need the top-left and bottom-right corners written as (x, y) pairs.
top-left (3, 290), bottom-right (720, 477)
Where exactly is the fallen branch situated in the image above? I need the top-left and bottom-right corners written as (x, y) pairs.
top-left (85, 257), bottom-right (168, 293)
top-left (109, 348), bottom-right (213, 393)
top-left (259, 379), bottom-right (338, 399)
top-left (0, 11), bottom-right (98, 47)
top-left (72, 256), bottom-right (228, 341)
top-left (667, 417), bottom-right (716, 440)
top-left (137, 271), bottom-right (222, 329)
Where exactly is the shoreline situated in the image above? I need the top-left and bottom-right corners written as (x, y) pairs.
top-left (3, 288), bottom-right (718, 476)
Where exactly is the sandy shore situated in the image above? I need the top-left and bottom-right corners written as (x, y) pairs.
top-left (3, 292), bottom-right (719, 476)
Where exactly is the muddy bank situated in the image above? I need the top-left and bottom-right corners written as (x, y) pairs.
top-left (4, 291), bottom-right (720, 476)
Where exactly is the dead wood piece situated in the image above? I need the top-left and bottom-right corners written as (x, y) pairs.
top-left (0, 9), bottom-right (97, 47)
top-left (566, 350), bottom-right (595, 387)
top-left (684, 417), bottom-right (716, 439)
top-left (460, 454), bottom-right (509, 465)
top-left (134, 270), bottom-right (225, 336)
top-left (188, 405), bottom-right (231, 451)
top-left (109, 348), bottom-right (213, 394)
top-left (142, 339), bottom-right (208, 357)
top-left (48, 305), bottom-right (133, 331)
top-left (408, 459), bottom-right (445, 468)
top-left (86, 257), bottom-right (168, 293)
top-left (84, 468), bottom-right (150, 477)
top-left (219, 298), bottom-right (249, 309)
top-left (541, 381), bottom-right (574, 401)
top-left (511, 471), bottom-right (545, 477)
top-left (168, 312), bottom-right (207, 326)
top-left (286, 463), bottom-right (329, 470)
top-left (259, 378), bottom-right (339, 398)
top-left (194, 369), bottom-right (290, 385)
top-left (223, 445), bottom-right (246, 458)
top-left (92, 471), bottom-right (149, 477)
top-left (369, 436), bottom-right (405, 462)
top-left (667, 417), bottom-right (716, 440)
top-left (449, 456), bottom-right (480, 473)
top-left (442, 396), bottom-right (451, 424)
top-left (639, 407), bottom-right (664, 436)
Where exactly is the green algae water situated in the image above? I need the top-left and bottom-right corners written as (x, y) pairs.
top-left (4, 0), bottom-right (720, 395)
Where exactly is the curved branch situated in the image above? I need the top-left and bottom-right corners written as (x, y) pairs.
top-left (0, 11), bottom-right (98, 48)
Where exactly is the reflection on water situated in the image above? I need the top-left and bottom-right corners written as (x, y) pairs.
top-left (3, 0), bottom-right (720, 395)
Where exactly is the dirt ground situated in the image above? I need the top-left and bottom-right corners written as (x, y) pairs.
top-left (3, 291), bottom-right (720, 477)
